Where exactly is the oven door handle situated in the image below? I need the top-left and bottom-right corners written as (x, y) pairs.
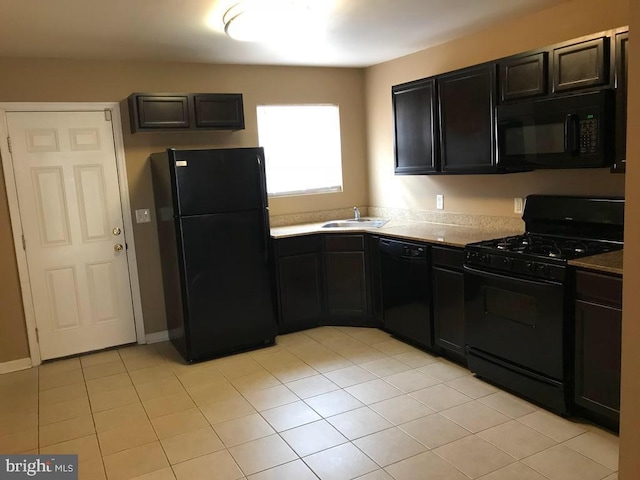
top-left (463, 264), bottom-right (562, 287)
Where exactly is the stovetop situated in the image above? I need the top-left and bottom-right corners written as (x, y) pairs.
top-left (473, 234), bottom-right (622, 261)
top-left (465, 233), bottom-right (623, 282)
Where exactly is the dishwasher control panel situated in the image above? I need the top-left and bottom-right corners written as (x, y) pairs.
top-left (379, 238), bottom-right (428, 261)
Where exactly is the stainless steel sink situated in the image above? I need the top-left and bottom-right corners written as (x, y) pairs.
top-left (322, 218), bottom-right (388, 228)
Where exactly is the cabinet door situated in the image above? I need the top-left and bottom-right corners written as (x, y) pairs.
top-left (129, 94), bottom-right (190, 132)
top-left (499, 52), bottom-right (548, 102)
top-left (194, 94), bottom-right (245, 130)
top-left (438, 64), bottom-right (497, 173)
top-left (392, 78), bottom-right (438, 174)
top-left (325, 251), bottom-right (368, 317)
top-left (433, 267), bottom-right (465, 358)
top-left (367, 235), bottom-right (384, 326)
top-left (574, 299), bottom-right (621, 423)
top-left (277, 253), bottom-right (323, 334)
top-left (612, 31), bottom-right (629, 173)
top-left (553, 36), bottom-right (609, 93)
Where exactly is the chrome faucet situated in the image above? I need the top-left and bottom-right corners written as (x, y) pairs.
top-left (353, 207), bottom-right (361, 221)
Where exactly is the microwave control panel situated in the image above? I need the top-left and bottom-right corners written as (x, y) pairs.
top-left (579, 118), bottom-right (599, 154)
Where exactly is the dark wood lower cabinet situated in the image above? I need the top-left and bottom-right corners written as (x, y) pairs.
top-left (432, 247), bottom-right (466, 363)
top-left (574, 270), bottom-right (622, 429)
top-left (325, 252), bottom-right (367, 317)
top-left (274, 236), bottom-right (324, 334)
top-left (323, 234), bottom-right (371, 325)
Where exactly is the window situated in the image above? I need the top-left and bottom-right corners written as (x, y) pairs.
top-left (257, 104), bottom-right (343, 197)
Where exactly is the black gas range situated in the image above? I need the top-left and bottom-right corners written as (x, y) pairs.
top-left (464, 195), bottom-right (624, 415)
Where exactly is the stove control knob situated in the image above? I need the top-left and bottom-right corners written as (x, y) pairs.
top-left (538, 264), bottom-right (549, 276)
top-left (526, 261), bottom-right (537, 273)
top-left (502, 257), bottom-right (514, 269)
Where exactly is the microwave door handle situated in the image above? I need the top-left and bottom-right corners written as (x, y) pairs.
top-left (564, 114), bottom-right (579, 155)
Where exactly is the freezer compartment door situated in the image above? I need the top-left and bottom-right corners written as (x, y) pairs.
top-left (179, 211), bottom-right (276, 360)
top-left (171, 148), bottom-right (267, 216)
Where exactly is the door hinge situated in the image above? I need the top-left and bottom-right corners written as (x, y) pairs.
top-left (35, 328), bottom-right (39, 343)
top-left (21, 234), bottom-right (26, 250)
top-left (104, 109), bottom-right (112, 121)
top-left (7, 136), bottom-right (11, 154)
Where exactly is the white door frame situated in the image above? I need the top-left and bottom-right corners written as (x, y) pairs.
top-left (0, 102), bottom-right (146, 366)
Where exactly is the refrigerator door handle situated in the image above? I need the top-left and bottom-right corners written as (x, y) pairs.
top-left (257, 156), bottom-right (270, 259)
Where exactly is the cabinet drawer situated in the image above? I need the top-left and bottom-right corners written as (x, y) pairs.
top-left (276, 235), bottom-right (322, 257)
top-left (324, 234), bottom-right (364, 252)
top-left (432, 246), bottom-right (465, 269)
top-left (575, 270), bottom-right (622, 307)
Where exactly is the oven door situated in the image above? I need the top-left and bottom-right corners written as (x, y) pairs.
top-left (464, 264), bottom-right (565, 380)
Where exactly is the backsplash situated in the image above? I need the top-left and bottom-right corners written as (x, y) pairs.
top-left (269, 206), bottom-right (524, 231)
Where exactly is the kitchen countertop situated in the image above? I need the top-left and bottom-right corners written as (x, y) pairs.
top-left (271, 218), bottom-right (523, 248)
top-left (569, 250), bottom-right (624, 276)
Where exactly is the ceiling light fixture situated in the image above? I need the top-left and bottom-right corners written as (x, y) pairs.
top-left (223, 1), bottom-right (315, 43)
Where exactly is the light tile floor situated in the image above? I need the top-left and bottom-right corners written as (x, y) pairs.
top-left (0, 326), bottom-right (619, 480)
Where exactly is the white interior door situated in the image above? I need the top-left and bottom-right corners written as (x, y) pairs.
top-left (7, 111), bottom-right (137, 360)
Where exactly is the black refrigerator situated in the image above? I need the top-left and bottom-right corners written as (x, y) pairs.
top-left (151, 147), bottom-right (276, 363)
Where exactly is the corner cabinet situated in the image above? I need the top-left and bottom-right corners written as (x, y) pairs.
top-left (574, 270), bottom-right (622, 430)
top-left (127, 93), bottom-right (244, 133)
top-left (438, 64), bottom-right (497, 173)
top-left (392, 78), bottom-right (437, 174)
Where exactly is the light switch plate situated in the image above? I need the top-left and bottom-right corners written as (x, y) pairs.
top-left (135, 209), bottom-right (151, 224)
top-left (436, 195), bottom-right (444, 210)
top-left (514, 197), bottom-right (524, 214)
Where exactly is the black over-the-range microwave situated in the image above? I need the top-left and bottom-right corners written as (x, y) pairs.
top-left (497, 90), bottom-right (614, 171)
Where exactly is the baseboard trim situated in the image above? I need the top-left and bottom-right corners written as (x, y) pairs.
top-left (146, 330), bottom-right (170, 344)
top-left (0, 357), bottom-right (32, 374)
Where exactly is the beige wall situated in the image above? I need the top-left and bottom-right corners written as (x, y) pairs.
top-left (619, 1), bottom-right (639, 477)
top-left (365, 0), bottom-right (628, 217)
top-left (0, 60), bottom-right (368, 351)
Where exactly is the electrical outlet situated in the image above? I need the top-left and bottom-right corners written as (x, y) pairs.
top-left (514, 197), bottom-right (524, 214)
top-left (135, 209), bottom-right (151, 224)
top-left (436, 195), bottom-right (444, 210)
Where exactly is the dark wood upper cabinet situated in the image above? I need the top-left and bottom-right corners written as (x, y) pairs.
top-left (128, 92), bottom-right (244, 133)
top-left (392, 78), bottom-right (438, 174)
top-left (499, 52), bottom-right (548, 101)
top-left (612, 30), bottom-right (629, 173)
top-left (553, 36), bottom-right (610, 93)
top-left (133, 95), bottom-right (190, 130)
top-left (438, 64), bottom-right (497, 173)
top-left (194, 94), bottom-right (245, 129)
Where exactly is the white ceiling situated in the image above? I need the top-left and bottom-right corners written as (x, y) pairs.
top-left (0, 0), bottom-right (570, 67)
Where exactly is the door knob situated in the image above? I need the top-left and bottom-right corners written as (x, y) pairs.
top-left (114, 244), bottom-right (124, 252)
top-left (112, 227), bottom-right (122, 236)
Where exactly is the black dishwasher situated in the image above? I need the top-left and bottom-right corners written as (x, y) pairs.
top-left (379, 238), bottom-right (432, 349)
